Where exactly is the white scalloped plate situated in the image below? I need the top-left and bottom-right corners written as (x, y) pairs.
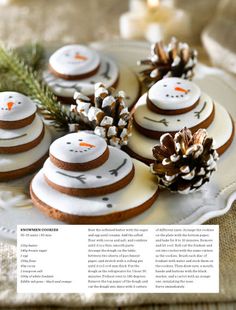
top-left (0, 40), bottom-right (236, 243)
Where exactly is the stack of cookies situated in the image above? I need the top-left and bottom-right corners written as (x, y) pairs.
top-left (43, 44), bottom-right (140, 108)
top-left (127, 77), bottom-right (234, 164)
top-left (0, 91), bottom-right (51, 181)
top-left (30, 132), bottom-right (158, 224)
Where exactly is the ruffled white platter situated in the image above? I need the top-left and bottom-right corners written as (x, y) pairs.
top-left (0, 40), bottom-right (236, 243)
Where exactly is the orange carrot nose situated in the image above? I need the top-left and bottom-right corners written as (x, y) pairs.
top-left (74, 53), bottom-right (87, 61)
top-left (175, 86), bottom-right (188, 93)
top-left (7, 102), bottom-right (14, 110)
top-left (79, 142), bottom-right (95, 148)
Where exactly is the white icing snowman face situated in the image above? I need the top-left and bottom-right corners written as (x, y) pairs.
top-left (50, 132), bottom-right (107, 164)
top-left (0, 91), bottom-right (36, 121)
top-left (148, 77), bottom-right (201, 111)
top-left (49, 44), bottom-right (100, 76)
top-left (58, 48), bottom-right (88, 65)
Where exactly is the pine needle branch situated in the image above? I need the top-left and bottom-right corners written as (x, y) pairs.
top-left (0, 45), bottom-right (77, 128)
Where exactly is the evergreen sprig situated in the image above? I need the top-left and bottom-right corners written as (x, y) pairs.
top-left (0, 45), bottom-right (77, 129)
top-left (14, 43), bottom-right (45, 70)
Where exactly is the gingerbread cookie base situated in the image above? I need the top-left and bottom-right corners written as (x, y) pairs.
top-left (55, 74), bottom-right (119, 105)
top-left (133, 105), bottom-right (215, 139)
top-left (44, 62), bottom-right (140, 110)
top-left (0, 115), bottom-right (45, 154)
top-left (0, 153), bottom-right (48, 181)
top-left (147, 96), bottom-right (200, 115)
top-left (133, 93), bottom-right (215, 139)
top-left (43, 147), bottom-right (135, 197)
top-left (127, 102), bottom-right (235, 164)
top-left (0, 129), bottom-right (51, 181)
top-left (0, 113), bottom-right (36, 130)
top-left (50, 146), bottom-right (109, 171)
top-left (49, 63), bottom-right (100, 81)
top-left (0, 127), bottom-right (45, 154)
top-left (30, 159), bottom-right (159, 224)
top-left (44, 166), bottom-right (135, 197)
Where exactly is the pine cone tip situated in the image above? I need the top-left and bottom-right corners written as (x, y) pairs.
top-left (138, 37), bottom-right (198, 88)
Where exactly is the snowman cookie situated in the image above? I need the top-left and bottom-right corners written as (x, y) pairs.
top-left (0, 92), bottom-right (37, 129)
top-left (49, 132), bottom-right (109, 171)
top-left (46, 132), bottom-right (134, 196)
top-left (0, 91), bottom-right (51, 180)
top-left (30, 132), bottom-right (158, 223)
top-left (44, 44), bottom-right (140, 108)
top-left (49, 44), bottom-right (100, 80)
top-left (126, 77), bottom-right (234, 164)
top-left (147, 78), bottom-right (201, 115)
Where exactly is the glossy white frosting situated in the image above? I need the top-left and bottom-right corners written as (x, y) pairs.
top-left (49, 132), bottom-right (107, 165)
top-left (0, 91), bottom-right (36, 122)
top-left (49, 44), bottom-right (100, 76)
top-left (148, 77), bottom-right (201, 111)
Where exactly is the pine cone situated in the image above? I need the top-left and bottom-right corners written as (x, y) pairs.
top-left (150, 128), bottom-right (219, 194)
top-left (71, 83), bottom-right (132, 148)
top-left (138, 37), bottom-right (198, 88)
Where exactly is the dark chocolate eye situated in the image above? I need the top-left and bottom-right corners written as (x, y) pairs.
top-left (102, 197), bottom-right (109, 201)
top-left (96, 176), bottom-right (102, 179)
top-left (177, 82), bottom-right (181, 84)
top-left (69, 149), bottom-right (73, 152)
top-left (163, 85), bottom-right (167, 87)
top-left (18, 102), bottom-right (21, 104)
top-left (9, 96), bottom-right (13, 98)
top-left (78, 139), bottom-right (83, 141)
top-left (66, 142), bottom-right (71, 144)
